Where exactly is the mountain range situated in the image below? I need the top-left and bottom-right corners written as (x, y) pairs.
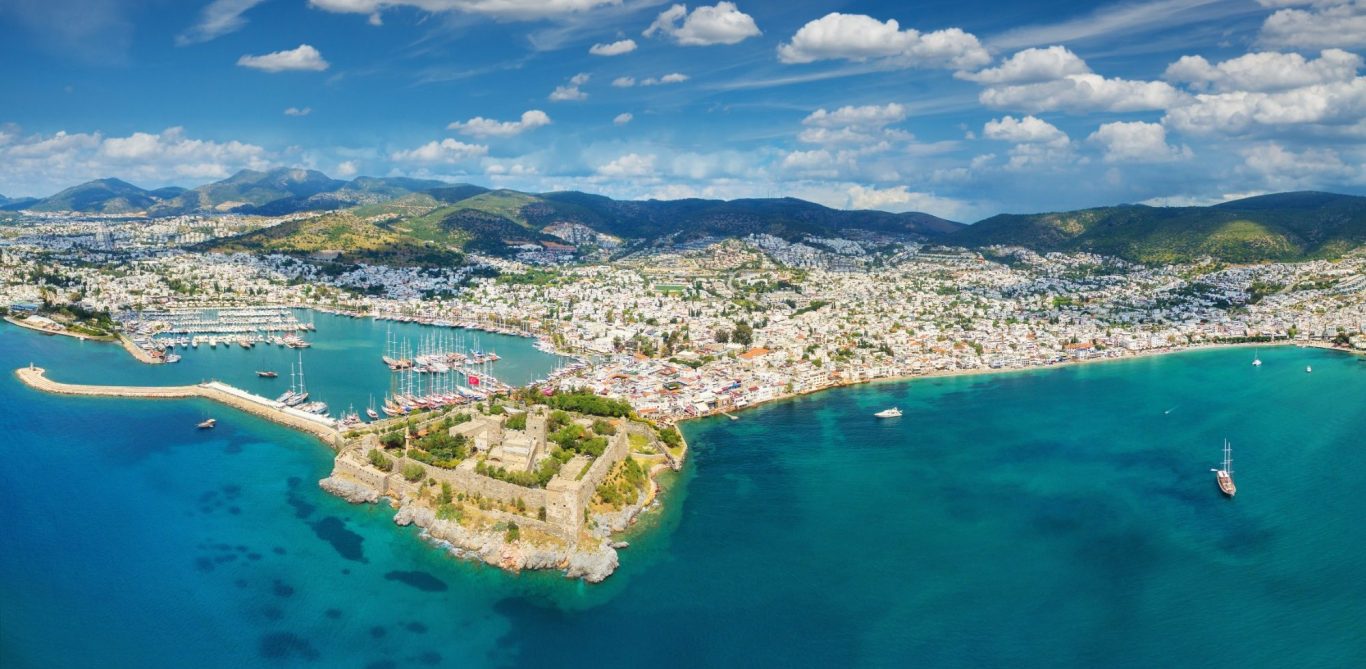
top-left (6, 168), bottom-right (1365, 265)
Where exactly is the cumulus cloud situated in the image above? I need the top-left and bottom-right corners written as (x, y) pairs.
top-left (613, 112), bottom-right (634, 125)
top-left (284, 107), bottom-right (312, 116)
top-left (0, 126), bottom-right (270, 195)
top-left (980, 73), bottom-right (1186, 113)
top-left (308, 0), bottom-right (620, 21)
top-left (798, 103), bottom-right (909, 146)
top-left (596, 153), bottom-right (657, 176)
top-left (1257, 0), bottom-right (1366, 49)
top-left (983, 115), bottom-right (1069, 146)
top-left (1162, 77), bottom-right (1366, 136)
top-left (1239, 141), bottom-right (1364, 188)
top-left (389, 138), bottom-right (488, 163)
top-left (178, 0), bottom-right (266, 45)
top-left (335, 160), bottom-right (359, 177)
top-left (237, 44), bottom-right (330, 72)
top-left (982, 115), bottom-right (1074, 169)
top-left (1164, 49), bottom-right (1361, 92)
top-left (589, 39), bottom-right (637, 56)
top-left (1087, 121), bottom-right (1191, 163)
top-left (448, 109), bottom-right (551, 137)
top-left (644, 3), bottom-right (761, 46)
top-left (777, 13), bottom-right (989, 70)
top-left (957, 46), bottom-right (1090, 84)
top-left (844, 184), bottom-right (964, 217)
top-left (612, 76), bottom-right (636, 87)
top-left (549, 73), bottom-right (590, 101)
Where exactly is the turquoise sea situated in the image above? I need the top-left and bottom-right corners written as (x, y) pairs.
top-left (2, 318), bottom-right (1364, 668)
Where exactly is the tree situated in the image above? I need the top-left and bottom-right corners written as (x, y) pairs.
top-left (733, 321), bottom-right (754, 347)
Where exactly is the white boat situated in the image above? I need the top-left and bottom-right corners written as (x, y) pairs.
top-left (1252, 349), bottom-right (1262, 366)
top-left (874, 407), bottom-right (902, 418)
top-left (1306, 365), bottom-right (1312, 373)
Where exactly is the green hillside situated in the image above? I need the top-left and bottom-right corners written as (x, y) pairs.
top-left (27, 178), bottom-right (160, 214)
top-left (951, 192), bottom-right (1366, 263)
top-left (204, 184), bottom-right (966, 265)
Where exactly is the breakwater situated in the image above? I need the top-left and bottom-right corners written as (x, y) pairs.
top-left (15, 366), bottom-right (341, 444)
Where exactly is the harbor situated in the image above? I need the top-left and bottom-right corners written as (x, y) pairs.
top-left (3, 309), bottom-right (570, 431)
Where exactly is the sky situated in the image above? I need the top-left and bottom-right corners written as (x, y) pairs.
top-left (0, 0), bottom-right (1364, 221)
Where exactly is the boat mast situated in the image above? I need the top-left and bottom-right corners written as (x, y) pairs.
top-left (1223, 439), bottom-right (1233, 474)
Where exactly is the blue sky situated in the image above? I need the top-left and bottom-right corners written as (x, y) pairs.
top-left (1, 0), bottom-right (1364, 220)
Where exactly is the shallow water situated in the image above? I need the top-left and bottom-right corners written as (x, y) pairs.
top-left (2, 324), bottom-right (1363, 668)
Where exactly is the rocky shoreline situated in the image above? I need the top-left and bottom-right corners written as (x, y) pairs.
top-left (319, 474), bottom-right (622, 583)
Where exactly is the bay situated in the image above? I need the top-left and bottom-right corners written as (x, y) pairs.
top-left (2, 321), bottom-right (1363, 668)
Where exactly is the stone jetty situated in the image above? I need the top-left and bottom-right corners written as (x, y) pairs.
top-left (14, 365), bottom-right (341, 444)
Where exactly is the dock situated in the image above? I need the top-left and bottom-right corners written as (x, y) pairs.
top-left (15, 365), bottom-right (341, 445)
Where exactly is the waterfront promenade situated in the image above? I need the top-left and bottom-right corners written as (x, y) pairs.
top-left (14, 366), bottom-right (341, 444)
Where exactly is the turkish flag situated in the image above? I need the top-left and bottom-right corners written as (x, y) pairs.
top-left (469, 375), bottom-right (480, 386)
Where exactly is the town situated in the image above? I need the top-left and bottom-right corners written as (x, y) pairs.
top-left (3, 211), bottom-right (1364, 427)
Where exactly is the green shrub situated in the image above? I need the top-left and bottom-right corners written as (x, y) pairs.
top-left (505, 412), bottom-right (527, 430)
top-left (401, 462), bottom-right (426, 482)
top-left (367, 448), bottom-right (394, 472)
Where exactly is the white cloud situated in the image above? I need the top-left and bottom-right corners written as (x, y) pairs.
top-left (957, 46), bottom-right (1090, 84)
top-left (284, 106), bottom-right (312, 116)
top-left (780, 149), bottom-right (837, 177)
top-left (596, 153), bottom-right (657, 176)
top-left (613, 112), bottom-right (633, 125)
top-left (0, 126), bottom-right (271, 195)
top-left (980, 73), bottom-right (1187, 113)
top-left (641, 73), bottom-right (689, 85)
top-left (798, 103), bottom-right (909, 146)
top-left (1258, 0), bottom-right (1366, 50)
top-left (390, 138), bottom-right (488, 163)
top-left (983, 115), bottom-right (1069, 146)
top-left (237, 44), bottom-right (330, 72)
top-left (448, 109), bottom-right (551, 137)
top-left (982, 115), bottom-right (1074, 169)
top-left (1164, 49), bottom-right (1361, 92)
top-left (778, 13), bottom-right (989, 70)
top-left (1087, 121), bottom-right (1191, 163)
top-left (1239, 141), bottom-right (1365, 187)
top-left (308, 0), bottom-right (621, 21)
top-left (177, 0), bottom-right (266, 45)
top-left (589, 39), bottom-right (637, 56)
top-left (644, 2), bottom-right (761, 46)
top-left (803, 103), bottom-right (907, 129)
top-left (844, 184), bottom-right (964, 217)
top-left (549, 73), bottom-right (590, 101)
top-left (1162, 77), bottom-right (1366, 136)
top-left (612, 76), bottom-right (636, 87)
top-left (335, 160), bottom-right (359, 177)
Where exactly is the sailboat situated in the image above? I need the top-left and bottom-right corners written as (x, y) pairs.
top-left (1212, 439), bottom-right (1236, 497)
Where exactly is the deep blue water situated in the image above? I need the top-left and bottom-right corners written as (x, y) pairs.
top-left (2, 322), bottom-right (1364, 668)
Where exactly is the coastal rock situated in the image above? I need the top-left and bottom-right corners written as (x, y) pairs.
top-left (391, 501), bottom-right (619, 582)
top-left (564, 546), bottom-right (619, 583)
top-left (319, 476), bottom-right (379, 504)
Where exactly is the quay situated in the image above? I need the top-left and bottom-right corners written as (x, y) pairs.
top-left (15, 365), bottom-right (342, 445)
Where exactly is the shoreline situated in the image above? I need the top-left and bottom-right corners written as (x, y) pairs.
top-left (675, 340), bottom-right (1363, 428)
top-left (3, 315), bottom-right (116, 343)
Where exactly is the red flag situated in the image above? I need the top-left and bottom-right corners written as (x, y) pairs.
top-left (469, 375), bottom-right (480, 386)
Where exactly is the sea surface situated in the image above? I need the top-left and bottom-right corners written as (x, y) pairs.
top-left (2, 323), bottom-right (1364, 668)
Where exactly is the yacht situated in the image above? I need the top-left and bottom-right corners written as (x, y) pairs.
top-left (197, 418), bottom-right (217, 430)
top-left (1212, 439), bottom-right (1236, 497)
top-left (874, 407), bottom-right (903, 418)
top-left (1306, 365), bottom-right (1312, 373)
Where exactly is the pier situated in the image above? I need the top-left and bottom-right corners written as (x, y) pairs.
top-left (15, 365), bottom-right (342, 445)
